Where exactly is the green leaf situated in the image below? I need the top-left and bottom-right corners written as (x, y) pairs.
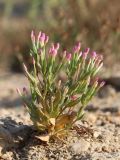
top-left (53, 89), bottom-right (61, 108)
top-left (77, 112), bottom-right (85, 120)
top-left (65, 97), bottom-right (81, 108)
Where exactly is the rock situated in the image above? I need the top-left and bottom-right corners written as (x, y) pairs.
top-left (105, 77), bottom-right (120, 90)
top-left (0, 117), bottom-right (32, 153)
top-left (102, 146), bottom-right (109, 152)
top-left (85, 113), bottom-right (97, 124)
top-left (93, 131), bottom-right (101, 138)
top-left (70, 139), bottom-right (90, 154)
top-left (102, 106), bottom-right (119, 114)
top-left (98, 85), bottom-right (116, 98)
top-left (85, 104), bottom-right (98, 112)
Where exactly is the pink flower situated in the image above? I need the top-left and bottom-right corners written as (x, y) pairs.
top-left (66, 52), bottom-right (72, 61)
top-left (71, 95), bottom-right (77, 100)
top-left (49, 49), bottom-right (57, 56)
top-left (49, 46), bottom-right (57, 56)
top-left (39, 32), bottom-right (46, 43)
top-left (49, 43), bottom-right (59, 56)
top-left (73, 42), bottom-right (81, 53)
top-left (84, 48), bottom-right (90, 54)
top-left (82, 48), bottom-right (90, 59)
top-left (91, 51), bottom-right (97, 59)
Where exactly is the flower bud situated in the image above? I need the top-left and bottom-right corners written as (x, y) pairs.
top-left (54, 43), bottom-right (60, 50)
top-left (51, 49), bottom-right (57, 56)
top-left (49, 47), bottom-right (57, 56)
top-left (91, 51), bottom-right (97, 59)
top-left (84, 48), bottom-right (90, 54)
top-left (31, 30), bottom-right (35, 44)
top-left (45, 35), bottom-right (49, 44)
top-left (39, 33), bottom-right (45, 43)
top-left (99, 81), bottom-right (105, 88)
top-left (73, 42), bottom-right (81, 53)
top-left (71, 95), bottom-right (77, 100)
top-left (63, 50), bottom-right (67, 56)
top-left (82, 48), bottom-right (90, 59)
top-left (49, 43), bottom-right (59, 56)
top-left (66, 52), bottom-right (72, 61)
top-left (37, 31), bottom-right (41, 42)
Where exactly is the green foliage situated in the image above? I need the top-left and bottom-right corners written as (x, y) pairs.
top-left (17, 31), bottom-right (104, 140)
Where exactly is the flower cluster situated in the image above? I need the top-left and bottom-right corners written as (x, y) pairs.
top-left (18, 30), bottom-right (104, 140)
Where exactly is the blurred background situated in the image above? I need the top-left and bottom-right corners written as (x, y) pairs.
top-left (0, 0), bottom-right (120, 72)
top-left (0, 2), bottom-right (120, 158)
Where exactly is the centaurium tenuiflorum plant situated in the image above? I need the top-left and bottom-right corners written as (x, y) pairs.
top-left (17, 30), bottom-right (104, 140)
